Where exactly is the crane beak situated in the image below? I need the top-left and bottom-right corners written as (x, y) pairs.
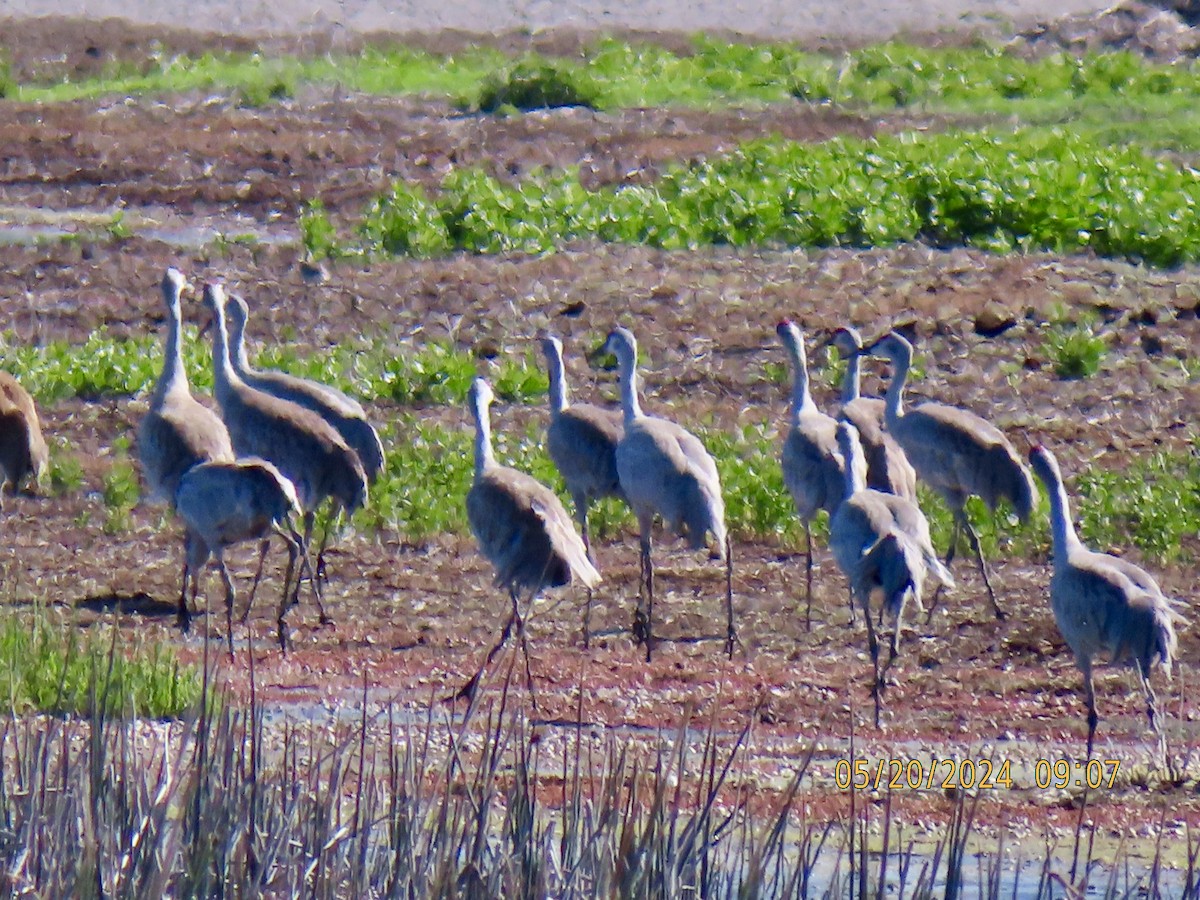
top-left (586, 339), bottom-right (617, 370)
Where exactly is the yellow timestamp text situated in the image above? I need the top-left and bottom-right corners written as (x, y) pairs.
top-left (834, 757), bottom-right (1013, 791)
top-left (1033, 758), bottom-right (1121, 790)
top-left (831, 757), bottom-right (1123, 791)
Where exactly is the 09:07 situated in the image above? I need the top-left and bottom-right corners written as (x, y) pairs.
top-left (1034, 758), bottom-right (1121, 790)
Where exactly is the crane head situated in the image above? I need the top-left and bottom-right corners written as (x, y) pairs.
top-left (828, 326), bottom-right (864, 356)
top-left (161, 268), bottom-right (191, 307)
top-left (469, 376), bottom-right (495, 411)
top-left (600, 327), bottom-right (636, 364)
top-left (1027, 445), bottom-right (1064, 496)
top-left (863, 330), bottom-right (912, 362)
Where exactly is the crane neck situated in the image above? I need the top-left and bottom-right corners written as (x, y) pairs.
top-left (1042, 462), bottom-right (1082, 565)
top-left (472, 393), bottom-right (495, 479)
top-left (207, 298), bottom-right (239, 403)
top-left (840, 349), bottom-right (862, 405)
top-left (839, 430), bottom-right (867, 500)
top-left (785, 338), bottom-right (816, 428)
top-left (616, 346), bottom-right (643, 424)
top-left (228, 307), bottom-right (252, 376)
top-left (153, 291), bottom-right (189, 404)
top-left (544, 344), bottom-right (568, 415)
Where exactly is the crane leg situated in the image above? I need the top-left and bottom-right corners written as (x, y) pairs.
top-left (1082, 659), bottom-right (1098, 760)
top-left (962, 514), bottom-right (1005, 620)
top-left (177, 559), bottom-right (193, 633)
top-left (512, 592), bottom-right (538, 710)
top-left (452, 593), bottom-right (519, 703)
top-left (631, 514), bottom-right (655, 662)
top-left (273, 526), bottom-right (303, 647)
top-left (643, 533), bottom-right (655, 664)
top-left (241, 537), bottom-right (271, 624)
top-left (861, 592), bottom-right (883, 728)
top-left (216, 553), bottom-right (237, 660)
top-left (178, 532), bottom-right (206, 632)
top-left (804, 521), bottom-right (814, 631)
top-left (1135, 660), bottom-right (1168, 765)
top-left (312, 511), bottom-right (339, 607)
top-left (926, 518), bottom-right (960, 623)
top-left (724, 534), bottom-right (736, 659)
top-left (581, 587), bottom-right (593, 650)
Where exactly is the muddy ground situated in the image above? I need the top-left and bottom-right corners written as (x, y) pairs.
top-left (1, 17), bottom-right (1199, 865)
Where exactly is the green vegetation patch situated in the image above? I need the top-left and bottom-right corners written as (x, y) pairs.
top-left (476, 58), bottom-right (600, 112)
top-left (0, 330), bottom-right (546, 407)
top-left (318, 128), bottom-right (1200, 267)
top-left (0, 616), bottom-right (200, 717)
top-left (1076, 445), bottom-right (1200, 564)
top-left (15, 37), bottom-right (1200, 123)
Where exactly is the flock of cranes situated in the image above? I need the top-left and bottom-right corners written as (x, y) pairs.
top-left (0, 268), bottom-right (1186, 757)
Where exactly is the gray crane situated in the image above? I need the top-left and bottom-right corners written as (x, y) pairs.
top-left (0, 371), bottom-right (47, 507)
top-left (227, 292), bottom-right (385, 581)
top-left (864, 331), bottom-right (1035, 620)
top-left (828, 326), bottom-right (917, 501)
top-left (776, 320), bottom-right (845, 629)
top-left (175, 457), bottom-right (316, 653)
top-left (540, 332), bottom-right (624, 646)
top-left (830, 421), bottom-right (954, 726)
top-left (137, 268), bottom-right (233, 506)
top-left (602, 326), bottom-right (733, 662)
top-left (460, 376), bottom-right (599, 700)
top-left (201, 282), bottom-right (366, 630)
top-left (136, 268), bottom-right (234, 626)
top-left (1029, 445), bottom-right (1182, 758)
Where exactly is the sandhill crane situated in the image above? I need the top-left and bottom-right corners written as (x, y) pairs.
top-left (460, 376), bottom-right (599, 700)
top-left (227, 292), bottom-right (384, 581)
top-left (175, 457), bottom-right (316, 653)
top-left (1029, 445), bottom-right (1182, 758)
top-left (137, 268), bottom-right (233, 507)
top-left (540, 332), bottom-right (624, 645)
top-left (829, 422), bottom-right (954, 726)
top-left (865, 331), bottom-right (1035, 620)
top-left (201, 282), bottom-right (367, 629)
top-left (602, 326), bottom-right (733, 662)
top-left (136, 268), bottom-right (234, 624)
top-left (0, 371), bottom-right (47, 507)
top-left (776, 320), bottom-right (845, 629)
top-left (828, 326), bottom-right (917, 501)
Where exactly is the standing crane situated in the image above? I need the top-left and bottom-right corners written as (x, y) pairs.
top-left (0, 371), bottom-right (47, 507)
top-left (776, 320), bottom-right (845, 629)
top-left (828, 326), bottom-right (917, 501)
top-left (175, 457), bottom-right (316, 653)
top-left (865, 331), bottom-right (1034, 620)
top-left (602, 326), bottom-right (733, 662)
top-left (540, 332), bottom-right (624, 646)
top-left (829, 421), bottom-right (954, 726)
top-left (136, 268), bottom-right (234, 627)
top-left (460, 376), bottom-right (599, 700)
top-left (1029, 445), bottom-right (1182, 758)
top-left (201, 282), bottom-right (367, 632)
top-left (226, 292), bottom-right (385, 581)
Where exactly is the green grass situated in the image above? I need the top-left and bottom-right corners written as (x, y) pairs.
top-left (16, 38), bottom-right (1200, 135)
top-left (325, 128), bottom-right (1200, 267)
top-left (0, 614), bottom-right (200, 717)
top-left (0, 329), bottom-right (547, 407)
top-left (1075, 445), bottom-right (1200, 564)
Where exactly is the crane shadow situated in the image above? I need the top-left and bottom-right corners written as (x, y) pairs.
top-left (76, 591), bottom-right (179, 618)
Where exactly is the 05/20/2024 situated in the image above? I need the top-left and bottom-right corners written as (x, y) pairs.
top-left (832, 758), bottom-right (1121, 791)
